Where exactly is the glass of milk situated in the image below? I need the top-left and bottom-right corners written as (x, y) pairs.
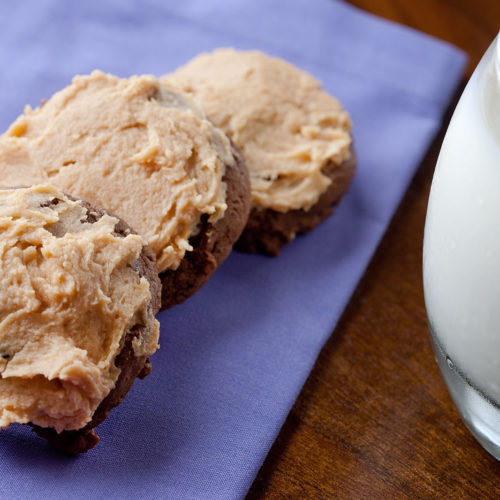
top-left (423, 33), bottom-right (500, 459)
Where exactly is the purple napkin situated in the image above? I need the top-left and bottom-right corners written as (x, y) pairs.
top-left (0, 1), bottom-right (465, 498)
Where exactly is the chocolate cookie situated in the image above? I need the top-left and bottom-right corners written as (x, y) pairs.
top-left (0, 185), bottom-right (161, 454)
top-left (0, 71), bottom-right (250, 309)
top-left (160, 144), bottom-right (250, 308)
top-left (235, 147), bottom-right (356, 255)
top-left (165, 49), bottom-right (356, 255)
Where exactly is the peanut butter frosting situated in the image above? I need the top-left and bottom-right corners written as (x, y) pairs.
top-left (0, 70), bottom-right (234, 272)
top-left (0, 185), bottom-right (159, 432)
top-left (165, 48), bottom-right (353, 212)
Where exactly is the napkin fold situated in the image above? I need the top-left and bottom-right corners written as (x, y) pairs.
top-left (0, 1), bottom-right (466, 499)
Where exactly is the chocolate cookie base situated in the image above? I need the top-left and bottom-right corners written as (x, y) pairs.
top-left (160, 146), bottom-right (251, 309)
top-left (31, 201), bottom-right (161, 455)
top-left (235, 147), bottom-right (356, 256)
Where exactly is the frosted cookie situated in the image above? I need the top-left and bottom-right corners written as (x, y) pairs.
top-left (0, 71), bottom-right (250, 308)
top-left (165, 49), bottom-right (356, 255)
top-left (0, 185), bottom-right (161, 454)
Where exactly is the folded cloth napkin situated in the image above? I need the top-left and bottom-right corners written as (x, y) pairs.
top-left (0, 0), bottom-right (466, 498)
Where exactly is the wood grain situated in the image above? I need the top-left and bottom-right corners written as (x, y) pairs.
top-left (247, 1), bottom-right (500, 498)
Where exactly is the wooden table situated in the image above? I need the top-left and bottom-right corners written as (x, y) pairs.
top-left (247, 2), bottom-right (500, 498)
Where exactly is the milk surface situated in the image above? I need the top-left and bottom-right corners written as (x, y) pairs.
top-left (424, 35), bottom-right (500, 402)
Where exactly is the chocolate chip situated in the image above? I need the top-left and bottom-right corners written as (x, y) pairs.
top-left (40, 197), bottom-right (60, 208)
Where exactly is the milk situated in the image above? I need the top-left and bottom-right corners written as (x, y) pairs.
top-left (424, 34), bottom-right (500, 403)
